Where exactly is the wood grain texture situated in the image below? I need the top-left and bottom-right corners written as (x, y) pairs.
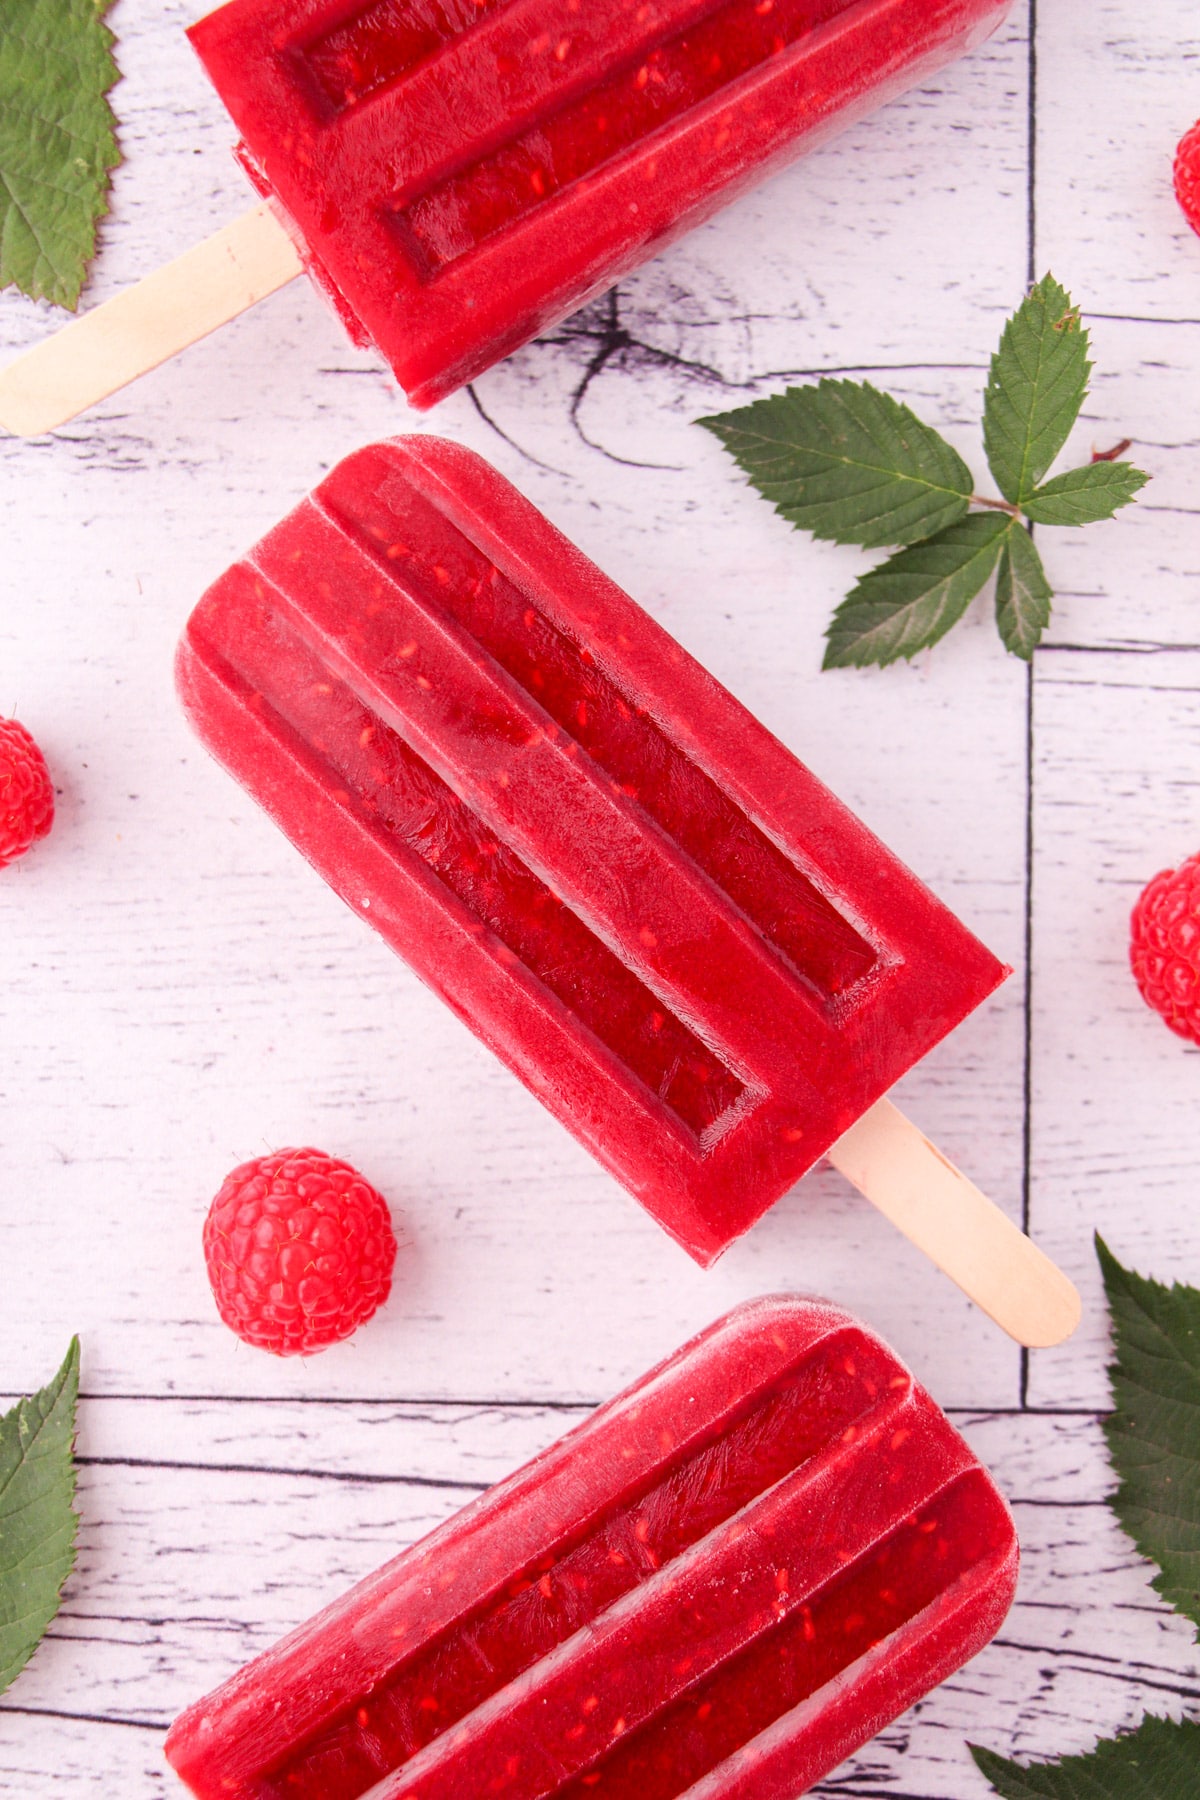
top-left (3, 0), bottom-right (1199, 1792)
top-left (1026, 647), bottom-right (1200, 1410)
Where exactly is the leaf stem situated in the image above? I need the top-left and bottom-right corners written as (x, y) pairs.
top-left (970, 494), bottom-right (1023, 519)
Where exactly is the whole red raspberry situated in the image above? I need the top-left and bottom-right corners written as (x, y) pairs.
top-left (203, 1148), bottom-right (397, 1355)
top-left (1175, 119), bottom-right (1200, 237)
top-left (1130, 853), bottom-right (1200, 1046)
top-left (0, 717), bottom-right (55, 869)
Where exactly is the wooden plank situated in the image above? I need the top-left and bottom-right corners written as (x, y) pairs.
top-left (0, 1714), bottom-right (170, 1797)
top-left (1034, 314), bottom-right (1200, 652)
top-left (1036, 0), bottom-right (1200, 322)
top-left (1027, 645), bottom-right (1200, 1409)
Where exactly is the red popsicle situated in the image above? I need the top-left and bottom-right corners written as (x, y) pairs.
top-left (175, 437), bottom-right (1080, 1344)
top-left (164, 1296), bottom-right (1020, 1800)
top-left (175, 436), bottom-right (1078, 1335)
top-left (186, 0), bottom-right (1014, 408)
top-left (177, 432), bottom-right (988, 1232)
top-left (0, 0), bottom-right (1014, 433)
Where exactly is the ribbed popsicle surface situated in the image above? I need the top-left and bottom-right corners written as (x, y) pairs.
top-left (176, 438), bottom-right (1006, 1262)
top-left (188, 0), bottom-right (1013, 403)
top-left (164, 1298), bottom-right (1018, 1800)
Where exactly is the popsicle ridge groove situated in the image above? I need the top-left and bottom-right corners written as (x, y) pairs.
top-left (241, 499), bottom-right (881, 1118)
top-left (230, 1330), bottom-right (909, 1799)
top-left (366, 1414), bottom-right (1003, 1800)
top-left (299, 0), bottom-right (513, 113)
top-left (386, 0), bottom-right (860, 274)
top-left (189, 586), bottom-right (749, 1142)
top-left (315, 476), bottom-right (879, 1005)
top-left (523, 1472), bottom-right (1014, 1800)
top-left (296, 0), bottom-right (728, 132)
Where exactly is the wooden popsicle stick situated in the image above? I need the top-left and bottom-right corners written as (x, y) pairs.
top-left (0, 203), bottom-right (303, 437)
top-left (827, 1098), bottom-right (1081, 1348)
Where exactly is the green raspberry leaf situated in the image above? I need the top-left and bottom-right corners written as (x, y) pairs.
top-left (971, 1715), bottom-right (1200, 1797)
top-left (970, 1248), bottom-right (1200, 1797)
top-left (698, 379), bottom-right (973, 549)
top-left (995, 524), bottom-right (1053, 660)
top-left (1097, 1235), bottom-right (1200, 1635)
top-left (0, 1337), bottom-right (80, 1696)
top-left (1024, 460), bottom-right (1150, 526)
top-left (982, 274), bottom-right (1092, 505)
top-left (0, 0), bottom-right (121, 308)
top-left (823, 512), bottom-right (1009, 669)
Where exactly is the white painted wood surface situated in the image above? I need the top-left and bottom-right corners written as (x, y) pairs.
top-left (1, 0), bottom-right (1198, 1792)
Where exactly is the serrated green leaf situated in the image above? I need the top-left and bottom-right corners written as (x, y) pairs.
top-left (971, 1715), bottom-right (1200, 1798)
top-left (0, 1337), bottom-right (80, 1695)
top-left (0, 0), bottom-right (121, 308)
top-left (822, 512), bottom-right (1008, 669)
top-left (1096, 1236), bottom-right (1200, 1634)
top-left (982, 274), bottom-right (1092, 505)
top-left (970, 1250), bottom-right (1200, 1798)
top-left (995, 524), bottom-right (1053, 659)
top-left (1024, 460), bottom-right (1150, 526)
top-left (698, 379), bottom-right (973, 549)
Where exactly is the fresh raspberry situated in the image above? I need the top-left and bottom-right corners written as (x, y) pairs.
top-left (1130, 853), bottom-right (1200, 1046)
top-left (203, 1148), bottom-right (397, 1355)
top-left (0, 717), bottom-right (55, 869)
top-left (1175, 119), bottom-right (1200, 237)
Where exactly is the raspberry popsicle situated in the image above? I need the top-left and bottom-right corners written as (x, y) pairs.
top-left (0, 0), bottom-right (1013, 434)
top-left (176, 436), bottom-right (1079, 1346)
top-left (165, 1296), bottom-right (1020, 1800)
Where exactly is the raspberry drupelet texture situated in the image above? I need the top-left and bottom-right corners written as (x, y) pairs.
top-left (1130, 853), bottom-right (1200, 1046)
top-left (1176, 119), bottom-right (1200, 237)
top-left (0, 717), bottom-right (55, 869)
top-left (203, 1148), bottom-right (397, 1354)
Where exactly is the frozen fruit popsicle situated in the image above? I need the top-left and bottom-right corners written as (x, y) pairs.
top-left (164, 1296), bottom-right (1020, 1800)
top-left (176, 435), bottom-right (1079, 1346)
top-left (0, 0), bottom-right (1014, 434)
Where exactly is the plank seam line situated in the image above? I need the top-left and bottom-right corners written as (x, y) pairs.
top-left (75, 1455), bottom-right (489, 1489)
top-left (1035, 640), bottom-right (1200, 655)
top-left (0, 1398), bottom-right (1113, 1416)
top-left (990, 1649), bottom-right (1200, 1700)
top-left (994, 1636), bottom-right (1200, 1676)
top-left (0, 1392), bottom-right (597, 1408)
top-left (1019, 0), bottom-right (1038, 1417)
top-left (0, 1703), bottom-right (167, 1733)
top-left (1087, 310), bottom-right (1200, 328)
